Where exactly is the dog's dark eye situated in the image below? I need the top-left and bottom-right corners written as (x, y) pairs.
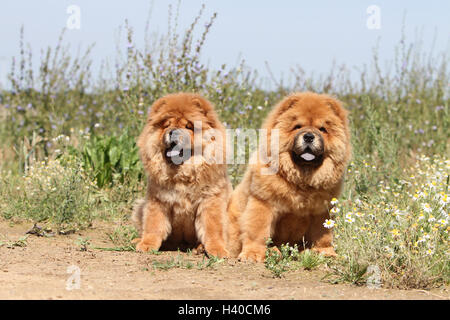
top-left (186, 122), bottom-right (194, 131)
top-left (319, 127), bottom-right (327, 133)
top-left (293, 124), bottom-right (302, 130)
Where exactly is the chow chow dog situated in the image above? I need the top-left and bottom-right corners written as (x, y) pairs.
top-left (227, 92), bottom-right (351, 261)
top-left (132, 93), bottom-right (230, 257)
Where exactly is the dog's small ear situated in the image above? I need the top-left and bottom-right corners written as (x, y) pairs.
top-left (324, 96), bottom-right (348, 125)
top-left (192, 98), bottom-right (202, 108)
top-left (277, 95), bottom-right (299, 115)
top-left (191, 97), bottom-right (214, 123)
top-left (192, 96), bottom-right (219, 129)
top-left (192, 97), bottom-right (212, 113)
top-left (264, 94), bottom-right (300, 128)
top-left (147, 98), bottom-right (167, 121)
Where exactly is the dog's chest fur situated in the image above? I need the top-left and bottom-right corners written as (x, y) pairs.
top-left (274, 189), bottom-right (330, 215)
top-left (154, 182), bottom-right (201, 217)
top-left (252, 172), bottom-right (334, 216)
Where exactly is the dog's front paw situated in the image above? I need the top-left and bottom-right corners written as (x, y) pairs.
top-left (238, 245), bottom-right (266, 262)
top-left (205, 242), bottom-right (229, 258)
top-left (136, 240), bottom-right (160, 253)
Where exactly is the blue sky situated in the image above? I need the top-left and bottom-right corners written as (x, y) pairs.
top-left (0, 0), bottom-right (449, 87)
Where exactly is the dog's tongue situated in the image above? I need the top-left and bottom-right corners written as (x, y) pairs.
top-left (166, 149), bottom-right (180, 157)
top-left (300, 153), bottom-right (316, 161)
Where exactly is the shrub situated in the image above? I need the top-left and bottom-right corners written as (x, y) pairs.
top-left (0, 155), bottom-right (96, 232)
top-left (80, 130), bottom-right (142, 188)
top-left (329, 155), bottom-right (449, 289)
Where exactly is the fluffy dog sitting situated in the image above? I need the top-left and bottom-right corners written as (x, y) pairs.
top-left (227, 92), bottom-right (351, 261)
top-left (132, 93), bottom-right (230, 257)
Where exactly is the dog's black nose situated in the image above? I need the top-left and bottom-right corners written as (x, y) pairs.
top-left (168, 129), bottom-right (184, 144)
top-left (303, 132), bottom-right (315, 143)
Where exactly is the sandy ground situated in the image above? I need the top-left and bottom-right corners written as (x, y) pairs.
top-left (0, 219), bottom-right (448, 300)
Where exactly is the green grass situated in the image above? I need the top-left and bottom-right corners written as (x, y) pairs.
top-left (151, 253), bottom-right (224, 271)
top-left (94, 246), bottom-right (136, 252)
top-left (264, 239), bottom-right (327, 278)
top-left (75, 237), bottom-right (91, 252)
top-left (0, 5), bottom-right (448, 289)
top-left (0, 234), bottom-right (29, 248)
top-left (93, 225), bottom-right (139, 252)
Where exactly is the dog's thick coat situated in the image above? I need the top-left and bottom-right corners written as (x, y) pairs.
top-left (227, 92), bottom-right (351, 261)
top-left (133, 93), bottom-right (231, 257)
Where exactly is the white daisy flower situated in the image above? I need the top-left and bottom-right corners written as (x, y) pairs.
top-left (330, 207), bottom-right (340, 214)
top-left (422, 203), bottom-right (433, 213)
top-left (323, 219), bottom-right (335, 229)
top-left (345, 217), bottom-right (355, 224)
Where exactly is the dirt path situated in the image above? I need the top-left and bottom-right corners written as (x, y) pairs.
top-left (0, 219), bottom-right (448, 300)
